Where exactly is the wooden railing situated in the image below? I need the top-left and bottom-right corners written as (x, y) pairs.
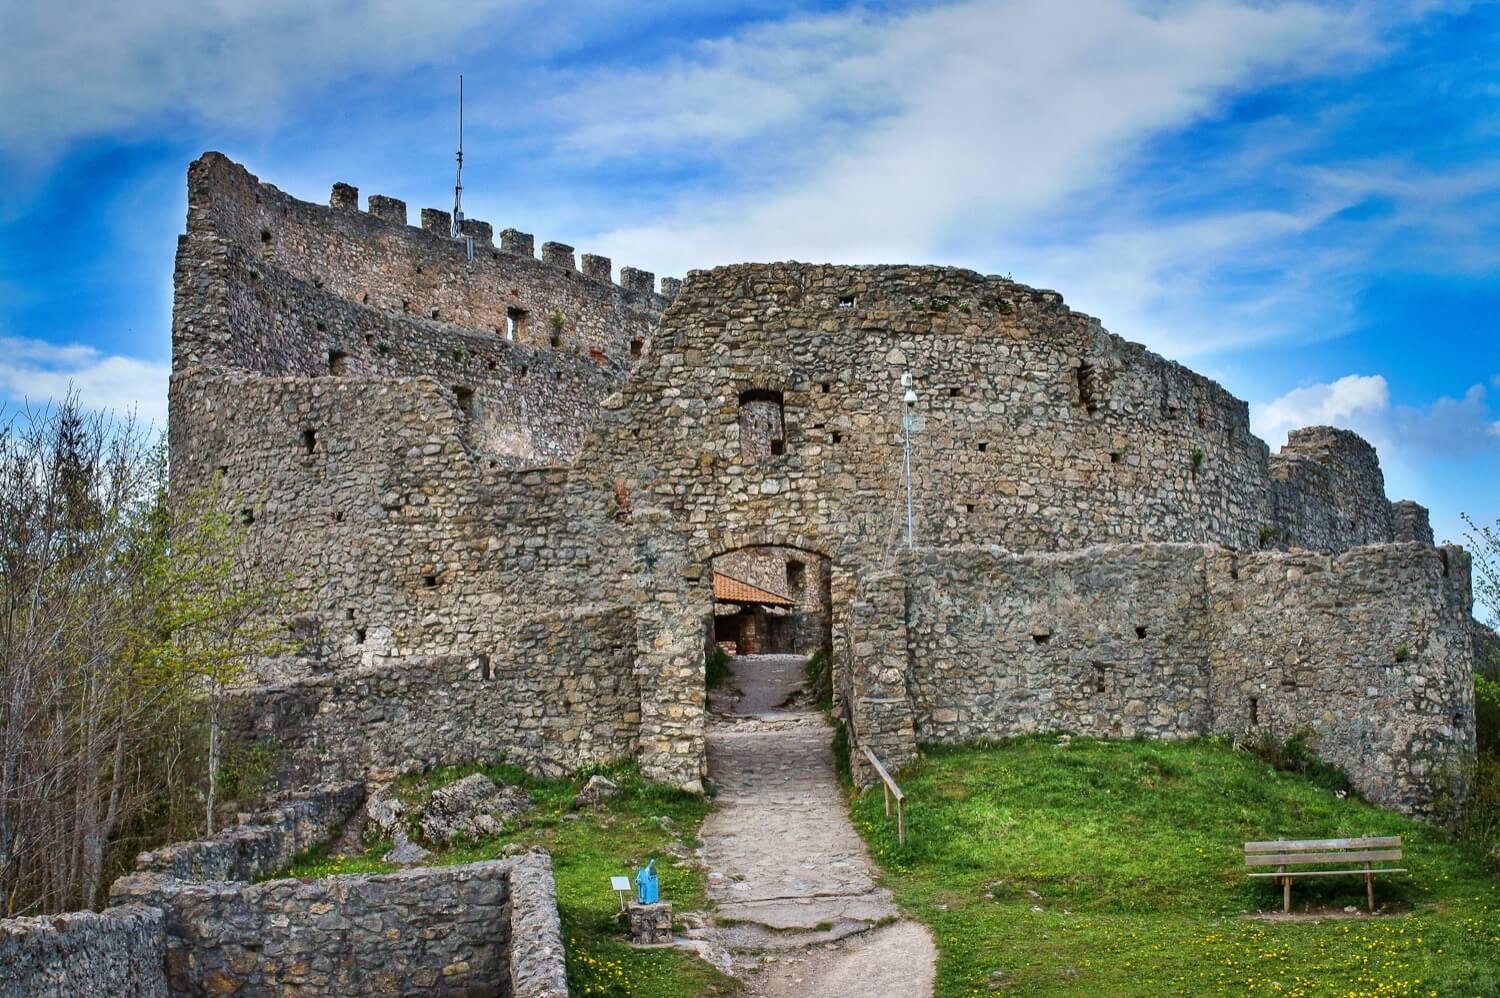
top-left (861, 745), bottom-right (908, 846)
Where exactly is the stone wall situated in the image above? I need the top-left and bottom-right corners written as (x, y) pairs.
top-left (111, 854), bottom-right (567, 997)
top-left (883, 542), bottom-right (1475, 815)
top-left (0, 905), bottom-right (167, 998)
top-left (133, 783), bottom-right (364, 883)
top-left (1269, 427), bottom-right (1400, 552)
top-left (176, 152), bottom-right (666, 376)
top-left (164, 156), bottom-right (1464, 802)
top-left (231, 606), bottom-right (641, 783)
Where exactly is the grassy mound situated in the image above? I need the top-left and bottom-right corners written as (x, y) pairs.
top-left (283, 761), bottom-right (736, 998)
top-left (851, 737), bottom-right (1500, 998)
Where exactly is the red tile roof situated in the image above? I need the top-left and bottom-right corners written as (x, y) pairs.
top-left (712, 572), bottom-right (796, 607)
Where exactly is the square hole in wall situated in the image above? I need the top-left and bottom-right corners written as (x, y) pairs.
top-left (215, 464), bottom-right (228, 477)
top-left (354, 627), bottom-right (366, 645)
top-left (1032, 629), bottom-right (1051, 645)
top-left (315, 320), bottom-right (326, 332)
top-left (837, 295), bottom-right (856, 308)
top-left (770, 440), bottom-right (785, 456)
top-left (478, 653), bottom-right (492, 680)
top-left (832, 432), bottom-right (842, 444)
top-left (1110, 450), bottom-right (1123, 465)
top-left (1135, 625), bottom-right (1147, 639)
top-left (328, 350), bottom-right (348, 375)
top-left (978, 442), bottom-right (988, 453)
top-left (821, 381), bottom-right (832, 393)
top-left (631, 338), bottom-right (643, 358)
top-left (964, 503), bottom-right (975, 513)
top-left (333, 510), bottom-right (344, 523)
top-left (300, 428), bottom-right (317, 454)
top-left (423, 574), bottom-right (438, 588)
top-left (240, 508), bottom-right (255, 526)
top-left (453, 386), bottom-right (475, 418)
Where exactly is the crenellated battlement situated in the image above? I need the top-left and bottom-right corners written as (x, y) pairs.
top-left (325, 177), bottom-right (671, 296)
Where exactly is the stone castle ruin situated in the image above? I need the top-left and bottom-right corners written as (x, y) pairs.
top-left (169, 152), bottom-right (1475, 819)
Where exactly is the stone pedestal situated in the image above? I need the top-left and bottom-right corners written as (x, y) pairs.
top-left (625, 902), bottom-right (673, 945)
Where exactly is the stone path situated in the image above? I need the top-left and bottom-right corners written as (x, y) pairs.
top-left (699, 654), bottom-right (936, 997)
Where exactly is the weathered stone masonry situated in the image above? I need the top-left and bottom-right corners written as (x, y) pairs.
top-left (165, 155), bottom-right (1475, 816)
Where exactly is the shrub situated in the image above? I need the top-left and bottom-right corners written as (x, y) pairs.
top-left (704, 645), bottom-right (732, 690)
top-left (1240, 729), bottom-right (1352, 796)
top-left (804, 648), bottom-right (832, 712)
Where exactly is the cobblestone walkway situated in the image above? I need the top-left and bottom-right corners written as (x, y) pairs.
top-left (700, 654), bottom-right (935, 996)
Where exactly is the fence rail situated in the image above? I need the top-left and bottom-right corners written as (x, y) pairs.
top-left (861, 745), bottom-right (908, 846)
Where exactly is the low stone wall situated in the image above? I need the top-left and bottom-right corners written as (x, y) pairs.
top-left (111, 854), bottom-right (567, 997)
top-left (134, 782), bottom-right (364, 883)
top-left (864, 542), bottom-right (1475, 816)
top-left (232, 605), bottom-right (641, 785)
top-left (0, 904), bottom-right (168, 997)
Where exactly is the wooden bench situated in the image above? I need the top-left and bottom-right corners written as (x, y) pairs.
top-left (1245, 836), bottom-right (1405, 913)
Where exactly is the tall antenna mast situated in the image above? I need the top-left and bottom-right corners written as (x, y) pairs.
top-left (451, 74), bottom-right (465, 240)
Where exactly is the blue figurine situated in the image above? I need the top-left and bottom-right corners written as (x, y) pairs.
top-left (635, 858), bottom-right (659, 904)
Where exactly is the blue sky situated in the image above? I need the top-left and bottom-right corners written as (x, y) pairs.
top-left (1, 0), bottom-right (1496, 610)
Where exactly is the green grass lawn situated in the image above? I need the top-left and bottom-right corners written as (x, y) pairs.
top-left (850, 736), bottom-right (1500, 998)
top-left (282, 761), bottom-right (737, 998)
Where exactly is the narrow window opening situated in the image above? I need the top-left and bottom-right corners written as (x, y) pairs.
top-left (631, 338), bottom-right (643, 358)
top-left (1092, 663), bottom-right (1106, 694)
top-left (364, 334), bottom-right (375, 346)
top-left (1197, 410), bottom-right (1207, 428)
top-left (401, 298), bottom-right (410, 312)
top-left (345, 609), bottom-right (355, 620)
top-left (354, 627), bottom-right (366, 645)
top-left (1249, 697), bottom-right (1259, 726)
top-left (1439, 549), bottom-right (1450, 577)
top-left (786, 559), bottom-right (806, 592)
top-left (965, 503), bottom-right (975, 514)
top-left (554, 371), bottom-right (563, 382)
top-left (1134, 625), bottom-right (1147, 639)
top-left (550, 332), bottom-right (562, 348)
top-left (837, 295), bottom-right (856, 309)
top-left (359, 292), bottom-right (369, 303)
top-left (415, 264), bottom-right (423, 274)
top-left (328, 350), bottom-right (348, 375)
top-left (301, 429), bottom-right (317, 454)
top-left (739, 389), bottom-right (786, 460)
top-left (832, 432), bottom-right (843, 444)
top-left (453, 386), bottom-right (475, 418)
top-left (478, 654), bottom-right (492, 680)
top-left (487, 360), bottom-right (497, 371)
top-left (333, 510), bottom-right (344, 523)
top-left (430, 308), bottom-right (440, 319)
top-left (260, 228), bottom-right (272, 244)
top-left (1076, 362), bottom-right (1100, 415)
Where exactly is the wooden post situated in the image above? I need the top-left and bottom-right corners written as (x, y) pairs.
top-left (1281, 867), bottom-right (1290, 913)
top-left (1365, 862), bottom-right (1374, 913)
top-left (883, 782), bottom-right (890, 817)
top-left (897, 797), bottom-right (906, 847)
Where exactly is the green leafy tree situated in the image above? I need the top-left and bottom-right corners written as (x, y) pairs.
top-left (0, 399), bottom-right (289, 914)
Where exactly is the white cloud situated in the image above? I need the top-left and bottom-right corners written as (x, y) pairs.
top-left (1251, 374), bottom-right (1500, 460)
top-left (0, 0), bottom-right (535, 159)
top-left (572, 0), bottom-right (1389, 274)
top-left (0, 337), bottom-right (168, 430)
top-left (1250, 374), bottom-right (1392, 448)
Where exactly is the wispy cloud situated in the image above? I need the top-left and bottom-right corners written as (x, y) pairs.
top-left (0, 0), bottom-right (536, 161)
top-left (0, 336), bottom-right (168, 429)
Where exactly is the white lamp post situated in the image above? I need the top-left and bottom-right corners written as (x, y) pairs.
top-left (902, 372), bottom-right (918, 549)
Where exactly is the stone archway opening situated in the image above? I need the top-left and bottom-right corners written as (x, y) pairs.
top-left (706, 545), bottom-right (832, 715)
